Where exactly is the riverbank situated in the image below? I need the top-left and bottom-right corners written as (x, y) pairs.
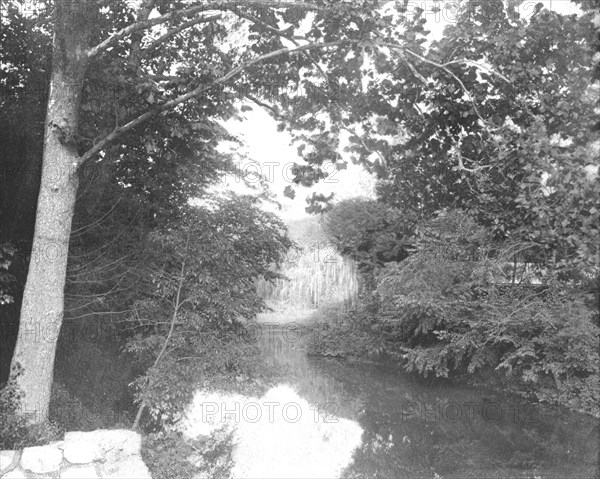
top-left (303, 309), bottom-right (600, 420)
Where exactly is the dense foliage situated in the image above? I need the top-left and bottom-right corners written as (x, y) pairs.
top-left (143, 426), bottom-right (235, 479)
top-left (371, 2), bottom-right (600, 273)
top-left (0, 366), bottom-right (93, 449)
top-left (125, 194), bottom-right (291, 427)
top-left (306, 1), bottom-right (599, 417)
top-left (312, 208), bottom-right (600, 416)
top-left (322, 198), bottom-right (416, 271)
top-left (376, 226), bottom-right (599, 416)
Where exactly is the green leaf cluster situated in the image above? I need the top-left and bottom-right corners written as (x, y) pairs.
top-left (125, 195), bottom-right (290, 427)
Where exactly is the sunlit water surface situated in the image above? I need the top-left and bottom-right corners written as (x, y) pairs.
top-left (182, 326), bottom-right (599, 479)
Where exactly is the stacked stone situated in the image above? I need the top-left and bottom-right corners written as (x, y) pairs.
top-left (0, 430), bottom-right (151, 478)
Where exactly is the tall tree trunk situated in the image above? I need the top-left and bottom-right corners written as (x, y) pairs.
top-left (10, 1), bottom-right (92, 423)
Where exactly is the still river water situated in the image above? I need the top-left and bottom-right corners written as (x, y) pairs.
top-left (254, 324), bottom-right (599, 479)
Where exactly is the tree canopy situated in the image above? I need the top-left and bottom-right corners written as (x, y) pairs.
top-left (370, 2), bottom-right (599, 272)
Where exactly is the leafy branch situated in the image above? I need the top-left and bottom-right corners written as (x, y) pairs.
top-left (87, 0), bottom-right (324, 59)
top-left (133, 230), bottom-right (190, 430)
top-left (77, 39), bottom-right (357, 166)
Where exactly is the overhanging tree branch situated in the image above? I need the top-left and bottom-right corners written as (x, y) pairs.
top-left (88, 3), bottom-right (216, 58)
top-left (444, 59), bottom-right (511, 83)
top-left (392, 45), bottom-right (510, 131)
top-left (244, 94), bottom-right (285, 120)
top-left (81, 34), bottom-right (504, 168)
top-left (228, 5), bottom-right (300, 38)
top-left (87, 0), bottom-right (324, 59)
top-left (77, 39), bottom-right (357, 166)
top-left (390, 44), bottom-right (489, 127)
top-left (202, 7), bottom-right (389, 166)
top-left (128, 0), bottom-right (155, 69)
top-left (142, 13), bottom-right (223, 54)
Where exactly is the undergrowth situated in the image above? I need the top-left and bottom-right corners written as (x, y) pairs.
top-left (142, 427), bottom-right (235, 479)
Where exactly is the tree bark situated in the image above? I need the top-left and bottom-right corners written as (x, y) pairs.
top-left (10, 0), bottom-right (92, 423)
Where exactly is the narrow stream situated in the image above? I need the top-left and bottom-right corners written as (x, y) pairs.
top-left (256, 325), bottom-right (599, 479)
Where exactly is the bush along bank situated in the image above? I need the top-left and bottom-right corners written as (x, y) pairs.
top-left (309, 209), bottom-right (600, 418)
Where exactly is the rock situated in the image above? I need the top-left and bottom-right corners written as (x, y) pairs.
top-left (1, 466), bottom-right (28, 478)
top-left (63, 432), bottom-right (106, 464)
top-left (6, 429), bottom-right (149, 479)
top-left (0, 450), bottom-right (17, 470)
top-left (63, 429), bottom-right (141, 464)
top-left (60, 464), bottom-right (100, 478)
top-left (99, 456), bottom-right (152, 479)
top-left (49, 440), bottom-right (65, 450)
top-left (21, 444), bottom-right (63, 474)
top-left (97, 429), bottom-right (141, 456)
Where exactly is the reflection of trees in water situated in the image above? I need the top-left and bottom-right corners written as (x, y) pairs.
top-left (256, 327), bottom-right (599, 478)
top-left (344, 405), bottom-right (598, 478)
top-left (346, 384), bottom-right (598, 477)
top-left (257, 328), bottom-right (362, 420)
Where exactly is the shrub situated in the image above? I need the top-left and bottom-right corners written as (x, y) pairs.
top-left (142, 427), bottom-right (234, 479)
top-left (49, 381), bottom-right (120, 431)
top-left (129, 322), bottom-right (279, 428)
top-left (0, 365), bottom-right (27, 449)
top-left (307, 305), bottom-right (384, 359)
top-left (316, 209), bottom-right (600, 416)
top-left (323, 198), bottom-right (416, 271)
top-left (142, 431), bottom-right (200, 479)
top-left (374, 248), bottom-right (600, 416)
top-left (0, 242), bottom-right (17, 306)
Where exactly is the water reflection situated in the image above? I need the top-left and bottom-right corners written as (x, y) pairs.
top-left (231, 384), bottom-right (363, 479)
top-left (258, 326), bottom-right (599, 479)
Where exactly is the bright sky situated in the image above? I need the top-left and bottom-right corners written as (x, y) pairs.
top-left (217, 108), bottom-right (376, 221)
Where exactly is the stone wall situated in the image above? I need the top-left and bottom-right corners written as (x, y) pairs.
top-left (0, 429), bottom-right (151, 478)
